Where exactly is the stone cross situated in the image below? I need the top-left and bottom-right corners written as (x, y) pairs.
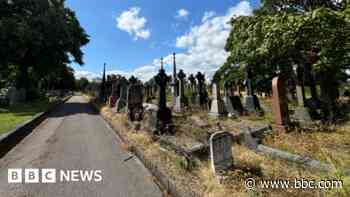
top-left (271, 75), bottom-right (290, 134)
top-left (209, 82), bottom-right (227, 117)
top-left (210, 131), bottom-right (233, 176)
top-left (115, 77), bottom-right (128, 113)
top-left (195, 72), bottom-right (207, 107)
top-left (155, 58), bottom-right (168, 109)
top-left (154, 58), bottom-right (173, 134)
top-left (174, 69), bottom-right (188, 113)
top-left (127, 80), bottom-right (144, 121)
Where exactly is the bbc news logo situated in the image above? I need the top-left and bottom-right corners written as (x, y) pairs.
top-left (8, 169), bottom-right (103, 183)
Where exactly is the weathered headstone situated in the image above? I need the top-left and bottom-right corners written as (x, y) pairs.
top-left (223, 81), bottom-right (240, 117)
top-left (114, 77), bottom-right (128, 113)
top-left (127, 78), bottom-right (144, 121)
top-left (154, 58), bottom-right (173, 135)
top-left (209, 83), bottom-right (227, 117)
top-left (271, 75), bottom-right (290, 134)
top-left (294, 65), bottom-right (312, 123)
top-left (174, 69), bottom-right (188, 113)
top-left (243, 65), bottom-right (261, 113)
top-left (210, 131), bottom-right (233, 175)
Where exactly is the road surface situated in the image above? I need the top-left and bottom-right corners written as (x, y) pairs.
top-left (0, 96), bottom-right (162, 197)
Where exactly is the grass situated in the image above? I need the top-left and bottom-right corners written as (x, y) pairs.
top-left (92, 95), bottom-right (350, 197)
top-left (0, 97), bottom-right (57, 134)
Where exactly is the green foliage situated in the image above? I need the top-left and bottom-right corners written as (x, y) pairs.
top-left (0, 0), bottom-right (89, 91)
top-left (76, 77), bottom-right (89, 91)
top-left (216, 1), bottom-right (350, 87)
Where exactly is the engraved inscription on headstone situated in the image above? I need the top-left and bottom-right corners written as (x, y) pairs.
top-left (210, 131), bottom-right (233, 175)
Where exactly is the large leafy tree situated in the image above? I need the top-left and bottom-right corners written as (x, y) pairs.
top-left (0, 0), bottom-right (89, 95)
top-left (217, 0), bottom-right (350, 120)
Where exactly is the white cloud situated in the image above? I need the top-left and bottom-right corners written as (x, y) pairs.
top-left (79, 1), bottom-right (253, 82)
top-left (176, 9), bottom-right (189, 19)
top-left (74, 70), bottom-right (100, 80)
top-left (202, 11), bottom-right (216, 22)
top-left (171, 1), bottom-right (252, 79)
top-left (116, 7), bottom-right (150, 40)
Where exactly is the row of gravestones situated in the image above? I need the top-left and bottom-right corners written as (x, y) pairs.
top-left (103, 56), bottom-right (268, 135)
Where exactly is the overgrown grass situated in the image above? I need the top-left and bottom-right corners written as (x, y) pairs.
top-left (0, 97), bottom-right (57, 134)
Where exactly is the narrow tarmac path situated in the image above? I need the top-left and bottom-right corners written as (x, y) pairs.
top-left (0, 96), bottom-right (162, 197)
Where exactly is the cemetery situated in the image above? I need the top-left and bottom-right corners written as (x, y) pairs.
top-left (87, 52), bottom-right (350, 196)
top-left (1, 0), bottom-right (350, 196)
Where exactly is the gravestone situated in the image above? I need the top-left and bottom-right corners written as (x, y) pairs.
top-left (154, 58), bottom-right (173, 135)
top-left (188, 74), bottom-right (197, 105)
top-left (210, 131), bottom-right (233, 176)
top-left (209, 83), bottom-right (227, 117)
top-left (127, 79), bottom-right (144, 121)
top-left (195, 72), bottom-right (208, 108)
top-left (174, 69), bottom-right (188, 113)
top-left (223, 81), bottom-right (239, 117)
top-left (108, 75), bottom-right (120, 107)
top-left (171, 53), bottom-right (179, 107)
top-left (114, 77), bottom-right (128, 113)
top-left (294, 65), bottom-right (312, 123)
top-left (8, 85), bottom-right (25, 105)
top-left (243, 65), bottom-right (261, 113)
top-left (271, 75), bottom-right (290, 134)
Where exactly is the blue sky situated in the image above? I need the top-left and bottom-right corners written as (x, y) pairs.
top-left (66, 0), bottom-right (261, 81)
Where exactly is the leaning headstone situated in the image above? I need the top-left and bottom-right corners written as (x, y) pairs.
top-left (209, 83), bottom-right (227, 117)
top-left (271, 75), bottom-right (290, 134)
top-left (243, 65), bottom-right (261, 113)
top-left (127, 80), bottom-right (144, 121)
top-left (210, 131), bottom-right (233, 176)
top-left (114, 77), bottom-right (128, 113)
top-left (154, 58), bottom-right (173, 135)
top-left (174, 70), bottom-right (188, 113)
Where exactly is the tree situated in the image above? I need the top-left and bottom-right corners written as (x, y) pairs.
top-left (0, 0), bottom-right (89, 98)
top-left (217, 0), bottom-right (350, 121)
top-left (76, 77), bottom-right (89, 91)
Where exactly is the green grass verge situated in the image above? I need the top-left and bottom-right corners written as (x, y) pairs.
top-left (0, 97), bottom-right (57, 134)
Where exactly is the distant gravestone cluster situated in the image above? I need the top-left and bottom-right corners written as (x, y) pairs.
top-left (100, 53), bottom-right (282, 135)
top-left (98, 51), bottom-right (350, 180)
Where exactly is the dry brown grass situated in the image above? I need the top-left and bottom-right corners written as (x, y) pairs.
top-left (91, 96), bottom-right (349, 197)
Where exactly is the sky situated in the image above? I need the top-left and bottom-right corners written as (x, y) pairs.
top-left (66, 0), bottom-right (261, 81)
